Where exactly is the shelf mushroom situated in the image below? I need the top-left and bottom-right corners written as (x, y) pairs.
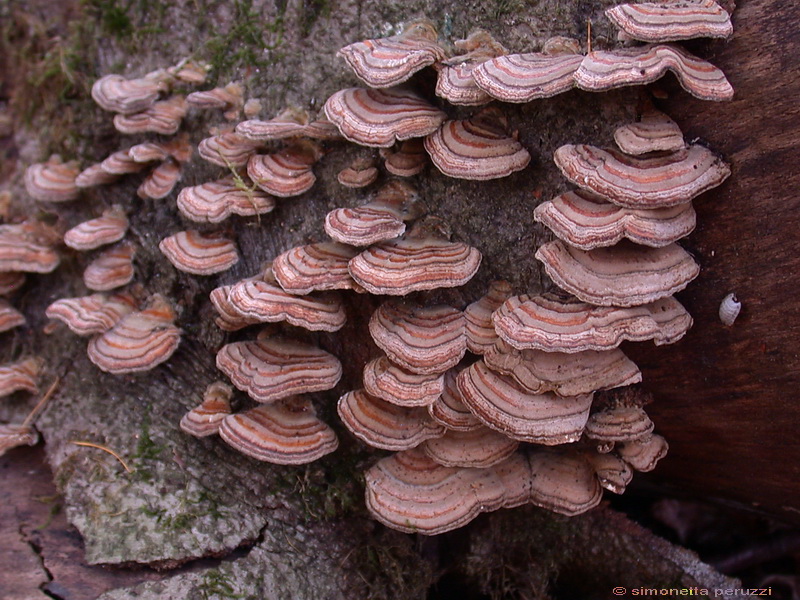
top-left (272, 242), bottom-right (362, 294)
top-left (336, 19), bottom-right (447, 88)
top-left (246, 140), bottom-right (323, 198)
top-left (24, 155), bottom-right (80, 202)
top-left (0, 222), bottom-right (61, 274)
top-left (180, 381), bottom-right (233, 437)
top-left (64, 206), bottom-right (129, 251)
top-left (605, 0), bottom-right (733, 43)
top-left (235, 107), bottom-right (310, 141)
top-left (176, 177), bottom-right (275, 223)
top-left (83, 242), bottom-right (136, 291)
top-left (159, 230), bottom-right (239, 276)
top-left (0, 357), bottom-right (43, 397)
top-left (46, 292), bottom-right (138, 335)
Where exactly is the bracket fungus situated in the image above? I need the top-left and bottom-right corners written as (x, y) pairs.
top-left (24, 155), bottom-right (80, 203)
top-left (472, 42), bottom-right (583, 103)
top-left (348, 218), bottom-right (481, 295)
top-left (364, 449), bottom-right (531, 535)
top-left (272, 242), bottom-right (362, 294)
top-left (211, 266), bottom-right (346, 332)
top-left (526, 448), bottom-right (603, 516)
top-left (0, 357), bottom-right (43, 397)
top-left (535, 240), bottom-right (700, 307)
top-left (613, 109), bottom-right (686, 155)
top-left (424, 107), bottom-right (531, 180)
top-left (336, 20), bottom-right (447, 88)
top-left (381, 139), bottom-right (428, 177)
top-left (457, 361), bottom-right (593, 444)
top-left (0, 300), bottom-right (26, 333)
top-left (323, 87), bottom-right (446, 148)
top-left (606, 0), bottom-right (733, 43)
top-left (63, 206), bottom-right (129, 251)
top-left (464, 280), bottom-right (513, 354)
top-left (91, 73), bottom-right (168, 114)
top-left (86, 294), bottom-right (180, 374)
top-left (337, 389), bottom-right (445, 451)
top-left (186, 82), bottom-right (244, 119)
top-left (533, 190), bottom-right (697, 250)
top-left (137, 159), bottom-right (183, 200)
top-left (434, 30), bottom-right (508, 106)
top-left (420, 427), bottom-right (519, 469)
top-left (159, 230), bottom-right (239, 276)
top-left (554, 144), bottom-right (730, 209)
top-left (368, 301), bottom-right (467, 375)
top-left (0, 222), bottom-right (61, 274)
top-left (616, 433), bottom-right (669, 472)
top-left (483, 341), bottom-right (642, 398)
top-left (98, 149), bottom-right (150, 175)
top-left (0, 273), bottom-right (25, 296)
top-left (83, 242), bottom-right (136, 291)
top-left (176, 177), bottom-right (275, 223)
top-left (362, 356), bottom-right (445, 408)
top-left (46, 292), bottom-right (137, 336)
top-left (492, 293), bottom-right (693, 353)
top-left (574, 44), bottom-right (734, 102)
top-left (180, 381), bottom-right (233, 438)
top-left (235, 107), bottom-right (311, 141)
top-left (198, 131), bottom-right (261, 168)
top-left (427, 369), bottom-right (483, 432)
top-left (585, 405), bottom-right (655, 444)
top-left (324, 180), bottom-right (423, 247)
top-left (337, 157), bottom-right (379, 189)
top-left (219, 397), bottom-right (338, 465)
top-left (246, 140), bottom-right (323, 197)
top-left (216, 336), bottom-right (342, 403)
top-left (112, 95), bottom-right (188, 135)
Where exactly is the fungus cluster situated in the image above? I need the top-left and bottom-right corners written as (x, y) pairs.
top-left (5, 0), bottom-right (736, 540)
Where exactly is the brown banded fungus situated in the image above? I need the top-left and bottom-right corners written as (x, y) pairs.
top-left (179, 381), bottom-right (233, 437)
top-left (198, 132), bottom-right (261, 168)
top-left (137, 159), bottom-right (182, 200)
top-left (75, 164), bottom-right (121, 188)
top-left (424, 107), bottom-right (531, 180)
top-left (211, 266), bottom-right (346, 332)
top-left (616, 433), bottom-right (669, 472)
top-left (99, 149), bottom-right (149, 175)
top-left (83, 242), bottom-right (136, 291)
top-left (323, 87), bottom-right (446, 148)
top-left (0, 300), bottom-right (26, 333)
top-left (585, 405), bottom-right (655, 444)
top-left (186, 82), bottom-right (244, 119)
top-left (381, 139), bottom-right (428, 177)
top-left (493, 293), bottom-right (693, 353)
top-left (337, 20), bottom-right (447, 88)
top-left (606, 0), bottom-right (733, 43)
top-left (535, 240), bottom-right (700, 307)
top-left (349, 218), bottom-right (481, 295)
top-left (246, 140), bottom-right (323, 198)
top-left (87, 294), bottom-right (180, 374)
top-left (159, 230), bottom-right (239, 276)
top-left (219, 397), bottom-right (338, 464)
top-left (554, 144), bottom-right (730, 209)
top-left (113, 95), bottom-right (188, 135)
top-left (613, 109), bottom-right (686, 155)
top-left (362, 356), bottom-right (445, 407)
top-left (427, 368), bottom-right (483, 432)
top-left (45, 292), bottom-right (137, 335)
top-left (457, 361), bottom-right (593, 444)
top-left (63, 206), bottom-right (129, 251)
top-left (434, 30), bottom-right (508, 106)
top-left (24, 155), bottom-right (80, 202)
top-left (91, 73), bottom-right (168, 114)
top-left (472, 37), bottom-right (583, 102)
top-left (369, 301), bottom-right (466, 375)
top-left (235, 107), bottom-right (310, 141)
top-left (272, 242), bottom-right (362, 294)
top-left (216, 337), bottom-right (342, 403)
top-left (176, 177), bottom-right (275, 223)
top-left (484, 341), bottom-right (642, 397)
top-left (0, 222), bottom-right (61, 274)
top-left (464, 280), bottom-right (514, 354)
top-left (533, 190), bottom-right (697, 250)
top-left (337, 389), bottom-right (445, 451)
top-left (0, 357), bottom-right (42, 397)
top-left (421, 426), bottom-right (519, 469)
top-left (0, 273), bottom-right (25, 296)
top-left (324, 180), bottom-right (423, 247)
top-left (337, 157), bottom-right (379, 189)
top-left (364, 449), bottom-right (532, 535)
top-left (0, 424), bottom-right (39, 457)
top-left (574, 44), bottom-right (734, 102)
top-left (527, 448), bottom-right (603, 516)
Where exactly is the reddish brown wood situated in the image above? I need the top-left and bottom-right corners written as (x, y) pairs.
top-left (626, 0), bottom-right (800, 521)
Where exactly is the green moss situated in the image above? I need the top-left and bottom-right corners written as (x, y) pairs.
top-left (197, 569), bottom-right (246, 600)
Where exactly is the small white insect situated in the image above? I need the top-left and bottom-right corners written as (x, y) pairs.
top-left (719, 292), bottom-right (741, 326)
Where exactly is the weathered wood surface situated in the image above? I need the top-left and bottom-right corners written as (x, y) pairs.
top-left (625, 0), bottom-right (800, 521)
